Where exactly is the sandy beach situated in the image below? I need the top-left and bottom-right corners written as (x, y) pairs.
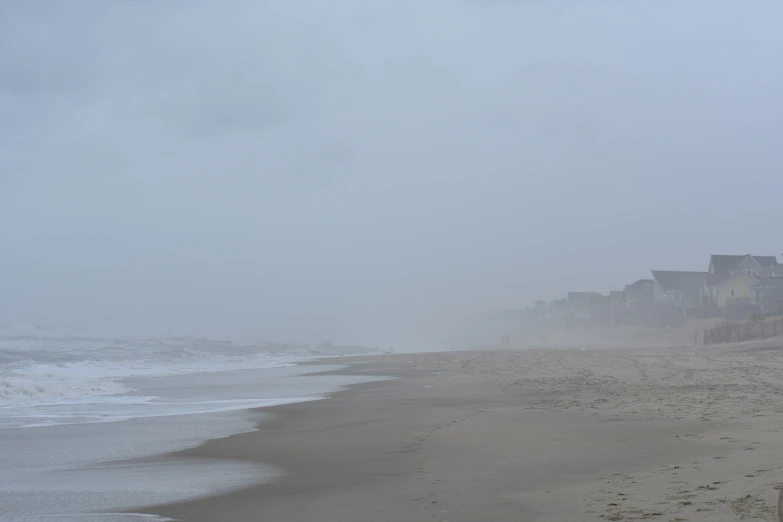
top-left (142, 340), bottom-right (783, 522)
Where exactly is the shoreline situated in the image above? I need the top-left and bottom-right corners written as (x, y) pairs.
top-left (135, 345), bottom-right (783, 521)
top-left (0, 358), bottom-right (392, 522)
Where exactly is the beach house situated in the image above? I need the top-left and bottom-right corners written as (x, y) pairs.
top-left (652, 270), bottom-right (709, 310)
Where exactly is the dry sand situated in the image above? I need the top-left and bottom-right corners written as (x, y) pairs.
top-left (141, 339), bottom-right (783, 522)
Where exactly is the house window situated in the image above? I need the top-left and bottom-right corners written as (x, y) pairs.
top-left (731, 289), bottom-right (735, 297)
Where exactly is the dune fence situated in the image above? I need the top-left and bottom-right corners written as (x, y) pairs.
top-left (703, 318), bottom-right (783, 345)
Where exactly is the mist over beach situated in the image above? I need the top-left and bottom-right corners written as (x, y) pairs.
top-left (2, 1), bottom-right (783, 521)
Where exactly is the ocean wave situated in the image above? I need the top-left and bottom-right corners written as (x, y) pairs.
top-left (0, 373), bottom-right (131, 404)
top-left (0, 354), bottom-right (295, 407)
top-left (0, 333), bottom-right (383, 414)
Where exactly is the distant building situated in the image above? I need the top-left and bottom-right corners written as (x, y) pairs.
top-left (705, 254), bottom-right (780, 316)
top-left (567, 292), bottom-right (609, 326)
top-left (652, 271), bottom-right (709, 310)
top-left (547, 298), bottom-right (570, 322)
top-left (608, 291), bottom-right (625, 308)
top-left (530, 300), bottom-right (547, 319)
top-left (708, 254), bottom-right (779, 279)
top-left (623, 279), bottom-right (654, 309)
top-left (705, 272), bottom-right (758, 308)
top-left (751, 277), bottom-right (783, 316)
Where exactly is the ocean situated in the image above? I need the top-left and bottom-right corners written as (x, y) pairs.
top-left (0, 327), bottom-right (388, 521)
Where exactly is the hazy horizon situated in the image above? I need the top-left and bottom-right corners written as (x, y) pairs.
top-left (2, 1), bottom-right (782, 344)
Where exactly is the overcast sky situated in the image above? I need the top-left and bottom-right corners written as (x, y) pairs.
top-left (2, 1), bottom-right (782, 343)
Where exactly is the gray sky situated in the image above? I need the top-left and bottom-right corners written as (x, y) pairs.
top-left (2, 0), bottom-right (782, 344)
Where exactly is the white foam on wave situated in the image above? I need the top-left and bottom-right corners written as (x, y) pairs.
top-left (0, 513), bottom-right (175, 522)
top-left (0, 369), bottom-right (132, 404)
top-left (1, 355), bottom-right (294, 405)
top-left (0, 367), bottom-right (391, 522)
top-left (0, 332), bottom-right (384, 429)
top-left (0, 356), bottom-right (298, 429)
top-left (3, 396), bottom-right (324, 429)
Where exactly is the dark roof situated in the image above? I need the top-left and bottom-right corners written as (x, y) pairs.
top-left (707, 273), bottom-right (726, 287)
top-left (624, 279), bottom-right (654, 299)
top-left (754, 256), bottom-right (779, 268)
top-left (567, 292), bottom-right (607, 306)
top-left (707, 271), bottom-right (759, 288)
top-left (652, 271), bottom-right (709, 292)
top-left (709, 255), bottom-right (750, 277)
top-left (709, 254), bottom-right (779, 277)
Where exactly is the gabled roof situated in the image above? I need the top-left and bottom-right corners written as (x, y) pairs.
top-left (706, 273), bottom-right (725, 287)
top-left (567, 292), bottom-right (607, 306)
top-left (709, 254), bottom-right (779, 277)
top-left (709, 255), bottom-right (751, 277)
top-left (652, 271), bottom-right (709, 293)
top-left (624, 279), bottom-right (654, 299)
top-left (754, 256), bottom-right (779, 268)
top-left (707, 271), bottom-right (758, 288)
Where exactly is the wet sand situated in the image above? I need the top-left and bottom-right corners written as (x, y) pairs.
top-left (141, 342), bottom-right (783, 521)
